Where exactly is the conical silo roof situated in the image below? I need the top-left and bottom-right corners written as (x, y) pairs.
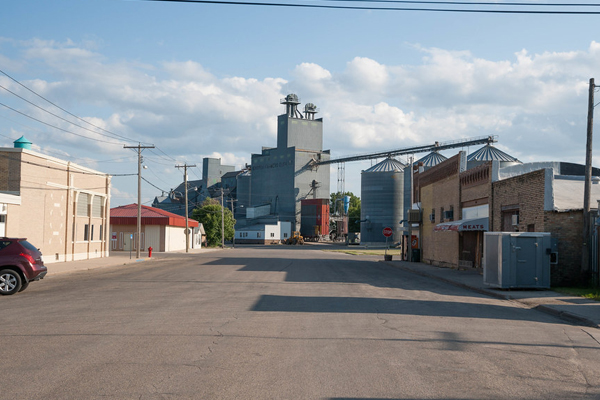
top-left (467, 144), bottom-right (519, 162)
top-left (415, 151), bottom-right (447, 167)
top-left (363, 158), bottom-right (404, 173)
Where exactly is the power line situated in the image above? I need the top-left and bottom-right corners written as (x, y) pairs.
top-left (138, 0), bottom-right (600, 14)
top-left (0, 101), bottom-right (124, 145)
top-left (151, 147), bottom-right (178, 162)
top-left (0, 151), bottom-right (135, 176)
top-left (0, 68), bottom-right (141, 144)
top-left (142, 176), bottom-right (169, 193)
top-left (307, 0), bottom-right (600, 6)
top-left (0, 83), bottom-right (136, 143)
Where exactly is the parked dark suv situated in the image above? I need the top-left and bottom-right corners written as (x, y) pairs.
top-left (0, 238), bottom-right (47, 295)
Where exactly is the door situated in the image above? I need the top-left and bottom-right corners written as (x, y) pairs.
top-left (512, 236), bottom-right (539, 287)
top-left (123, 233), bottom-right (133, 251)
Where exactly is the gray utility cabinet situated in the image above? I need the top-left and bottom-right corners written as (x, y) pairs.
top-left (483, 232), bottom-right (552, 289)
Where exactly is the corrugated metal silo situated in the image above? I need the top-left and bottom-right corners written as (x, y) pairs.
top-left (416, 151), bottom-right (447, 168)
top-left (361, 158), bottom-right (405, 245)
top-left (467, 144), bottom-right (521, 169)
top-left (236, 170), bottom-right (251, 219)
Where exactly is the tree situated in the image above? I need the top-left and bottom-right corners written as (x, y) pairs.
top-left (191, 198), bottom-right (236, 247)
top-left (330, 192), bottom-right (361, 232)
top-left (330, 191), bottom-right (360, 215)
top-left (348, 204), bottom-right (361, 233)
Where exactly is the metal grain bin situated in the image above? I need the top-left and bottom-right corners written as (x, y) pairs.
top-left (360, 158), bottom-right (405, 245)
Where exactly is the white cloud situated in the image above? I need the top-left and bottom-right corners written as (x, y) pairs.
top-left (343, 57), bottom-right (389, 92)
top-left (2, 38), bottom-right (599, 204)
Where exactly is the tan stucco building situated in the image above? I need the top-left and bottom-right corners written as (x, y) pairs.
top-left (110, 204), bottom-right (201, 252)
top-left (0, 143), bottom-right (111, 263)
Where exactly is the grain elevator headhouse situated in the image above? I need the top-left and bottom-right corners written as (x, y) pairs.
top-left (248, 94), bottom-right (331, 231)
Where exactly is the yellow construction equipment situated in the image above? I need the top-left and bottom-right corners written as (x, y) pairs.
top-left (286, 231), bottom-right (304, 245)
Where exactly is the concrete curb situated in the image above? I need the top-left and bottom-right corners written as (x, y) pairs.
top-left (382, 260), bottom-right (599, 329)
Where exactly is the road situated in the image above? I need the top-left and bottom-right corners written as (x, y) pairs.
top-left (1, 245), bottom-right (599, 399)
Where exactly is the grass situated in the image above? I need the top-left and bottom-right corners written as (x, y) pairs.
top-left (324, 249), bottom-right (402, 256)
top-left (552, 287), bottom-right (600, 301)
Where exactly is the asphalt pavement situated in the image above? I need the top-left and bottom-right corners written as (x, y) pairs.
top-left (44, 246), bottom-right (599, 329)
top-left (384, 258), bottom-right (600, 329)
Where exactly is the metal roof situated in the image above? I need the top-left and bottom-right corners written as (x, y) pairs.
top-left (415, 151), bottom-right (447, 167)
top-left (222, 170), bottom-right (243, 179)
top-left (363, 158), bottom-right (404, 173)
top-left (467, 144), bottom-right (519, 162)
top-left (110, 204), bottom-right (199, 228)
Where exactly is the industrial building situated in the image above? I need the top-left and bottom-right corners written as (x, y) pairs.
top-left (152, 157), bottom-right (236, 217)
top-left (237, 94), bottom-right (331, 233)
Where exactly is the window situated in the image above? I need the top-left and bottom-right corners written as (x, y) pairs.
top-left (257, 232), bottom-right (261, 238)
top-left (501, 207), bottom-right (520, 232)
top-left (430, 209), bottom-right (435, 223)
top-left (77, 193), bottom-right (91, 217)
top-left (440, 207), bottom-right (445, 222)
top-left (91, 225), bottom-right (95, 241)
top-left (99, 225), bottom-right (103, 241)
top-left (284, 233), bottom-right (288, 238)
top-left (270, 232), bottom-right (275, 237)
top-left (444, 206), bottom-right (454, 221)
top-left (84, 224), bottom-right (90, 241)
top-left (0, 241), bottom-right (12, 252)
top-left (92, 196), bottom-right (103, 218)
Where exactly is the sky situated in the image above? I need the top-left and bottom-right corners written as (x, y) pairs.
top-left (2, 0), bottom-right (600, 208)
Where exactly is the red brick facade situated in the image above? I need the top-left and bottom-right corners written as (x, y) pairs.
top-left (419, 153), bottom-right (463, 268)
top-left (492, 169), bottom-right (583, 285)
top-left (417, 158), bottom-right (585, 284)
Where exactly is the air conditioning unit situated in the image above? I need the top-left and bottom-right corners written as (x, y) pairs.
top-left (408, 209), bottom-right (422, 223)
top-left (511, 214), bottom-right (519, 226)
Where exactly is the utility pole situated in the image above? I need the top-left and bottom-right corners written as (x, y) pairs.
top-left (220, 189), bottom-right (225, 249)
top-left (583, 78), bottom-right (597, 281)
top-left (176, 163), bottom-right (196, 253)
top-left (124, 143), bottom-right (154, 259)
top-left (407, 156), bottom-right (414, 263)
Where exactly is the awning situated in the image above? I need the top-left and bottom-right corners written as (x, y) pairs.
top-left (434, 217), bottom-right (489, 232)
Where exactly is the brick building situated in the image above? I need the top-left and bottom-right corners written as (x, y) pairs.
top-left (491, 167), bottom-right (600, 285)
top-left (419, 152), bottom-right (466, 268)
top-left (457, 162), bottom-right (493, 269)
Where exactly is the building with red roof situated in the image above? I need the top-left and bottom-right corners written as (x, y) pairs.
top-left (110, 204), bottom-right (203, 252)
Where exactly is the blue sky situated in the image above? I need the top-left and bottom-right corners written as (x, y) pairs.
top-left (2, 0), bottom-right (600, 206)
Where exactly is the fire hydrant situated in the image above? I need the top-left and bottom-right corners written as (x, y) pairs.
top-left (148, 246), bottom-right (153, 258)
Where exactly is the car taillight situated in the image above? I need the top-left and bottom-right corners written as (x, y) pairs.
top-left (19, 252), bottom-right (36, 265)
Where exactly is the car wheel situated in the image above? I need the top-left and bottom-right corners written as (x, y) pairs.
top-left (0, 269), bottom-right (22, 295)
top-left (18, 279), bottom-right (30, 292)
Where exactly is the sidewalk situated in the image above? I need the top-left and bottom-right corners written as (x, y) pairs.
top-left (383, 259), bottom-right (600, 329)
top-left (45, 247), bottom-right (221, 275)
